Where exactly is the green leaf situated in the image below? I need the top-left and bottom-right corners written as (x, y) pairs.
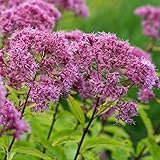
top-left (64, 142), bottom-right (77, 160)
top-left (52, 136), bottom-right (78, 146)
top-left (7, 152), bottom-right (16, 160)
top-left (33, 137), bottom-right (67, 160)
top-left (49, 146), bottom-right (67, 160)
top-left (8, 92), bottom-right (19, 105)
top-left (139, 106), bottom-right (154, 136)
top-left (52, 129), bottom-right (80, 146)
top-left (147, 137), bottom-right (160, 160)
top-left (136, 138), bottom-right (147, 157)
top-left (104, 125), bottom-right (129, 138)
top-left (112, 148), bottom-right (130, 160)
top-left (68, 95), bottom-right (85, 125)
top-left (13, 147), bottom-right (54, 160)
top-left (82, 137), bottom-right (132, 152)
top-left (6, 86), bottom-right (27, 95)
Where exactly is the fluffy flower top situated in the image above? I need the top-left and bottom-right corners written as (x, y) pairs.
top-left (70, 32), bottom-right (159, 89)
top-left (135, 5), bottom-right (160, 39)
top-left (67, 32), bottom-right (159, 124)
top-left (0, 100), bottom-right (28, 138)
top-left (47, 0), bottom-right (89, 17)
top-left (0, 0), bottom-right (23, 8)
top-left (0, 0), bottom-right (61, 35)
top-left (116, 101), bottom-right (138, 124)
top-left (138, 88), bottom-right (155, 103)
top-left (131, 47), bottom-right (151, 60)
top-left (4, 28), bottom-right (78, 111)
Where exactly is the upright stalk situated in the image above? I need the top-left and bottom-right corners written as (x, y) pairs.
top-left (3, 88), bottom-right (32, 160)
top-left (41, 103), bottom-right (60, 156)
top-left (73, 96), bottom-right (100, 160)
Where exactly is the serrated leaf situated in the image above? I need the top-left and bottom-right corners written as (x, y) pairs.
top-left (13, 147), bottom-right (54, 160)
top-left (139, 106), bottom-right (153, 136)
top-left (147, 137), bottom-right (160, 160)
top-left (68, 95), bottom-right (85, 125)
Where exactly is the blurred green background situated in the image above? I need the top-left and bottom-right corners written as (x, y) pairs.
top-left (59, 0), bottom-right (160, 148)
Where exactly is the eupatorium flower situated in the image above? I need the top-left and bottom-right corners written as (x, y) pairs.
top-left (138, 88), bottom-right (155, 103)
top-left (2, 29), bottom-right (159, 122)
top-left (116, 101), bottom-right (138, 124)
top-left (5, 28), bottom-right (78, 111)
top-left (71, 32), bottom-right (159, 94)
top-left (0, 77), bottom-right (28, 138)
top-left (67, 31), bottom-right (159, 123)
top-left (131, 47), bottom-right (151, 60)
top-left (0, 0), bottom-right (61, 35)
top-left (47, 0), bottom-right (89, 17)
top-left (0, 100), bottom-right (28, 138)
top-left (135, 5), bottom-right (160, 39)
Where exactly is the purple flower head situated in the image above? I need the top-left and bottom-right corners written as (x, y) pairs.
top-left (64, 30), bottom-right (83, 42)
top-left (0, 0), bottom-right (23, 8)
top-left (47, 0), bottom-right (89, 17)
top-left (116, 100), bottom-right (138, 124)
top-left (6, 28), bottom-right (78, 111)
top-left (0, 0), bottom-right (61, 35)
top-left (70, 32), bottom-right (159, 105)
top-left (138, 88), bottom-right (155, 103)
top-left (135, 5), bottom-right (160, 39)
top-left (131, 47), bottom-right (151, 60)
top-left (0, 100), bottom-right (29, 138)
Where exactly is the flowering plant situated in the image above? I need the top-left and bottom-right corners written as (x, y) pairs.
top-left (0, 1), bottom-right (160, 160)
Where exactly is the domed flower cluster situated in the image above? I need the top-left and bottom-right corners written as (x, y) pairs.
top-left (0, 0), bottom-right (89, 138)
top-left (0, 78), bottom-right (28, 138)
top-left (135, 5), bottom-right (160, 39)
top-left (65, 31), bottom-right (159, 123)
top-left (2, 28), bottom-right (79, 111)
top-left (46, 0), bottom-right (89, 17)
top-left (0, 0), bottom-right (61, 34)
top-left (0, 100), bottom-right (29, 138)
top-left (0, 28), bottom-right (159, 132)
top-left (131, 47), bottom-right (151, 60)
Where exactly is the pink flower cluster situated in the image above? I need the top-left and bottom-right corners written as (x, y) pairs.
top-left (0, 0), bottom-right (61, 34)
top-left (0, 1), bottom-right (159, 138)
top-left (66, 31), bottom-right (159, 123)
top-left (47, 0), bottom-right (89, 17)
top-left (0, 0), bottom-right (89, 138)
top-left (135, 5), bottom-right (160, 39)
top-left (2, 28), bottom-right (79, 111)
top-left (0, 78), bottom-right (28, 138)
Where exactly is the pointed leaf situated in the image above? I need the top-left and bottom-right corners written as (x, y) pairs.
top-left (13, 147), bottom-right (54, 160)
top-left (139, 106), bottom-right (153, 136)
top-left (68, 95), bottom-right (85, 125)
top-left (147, 137), bottom-right (160, 160)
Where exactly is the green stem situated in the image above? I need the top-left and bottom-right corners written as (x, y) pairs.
top-left (41, 103), bottom-right (60, 157)
top-left (73, 96), bottom-right (100, 160)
